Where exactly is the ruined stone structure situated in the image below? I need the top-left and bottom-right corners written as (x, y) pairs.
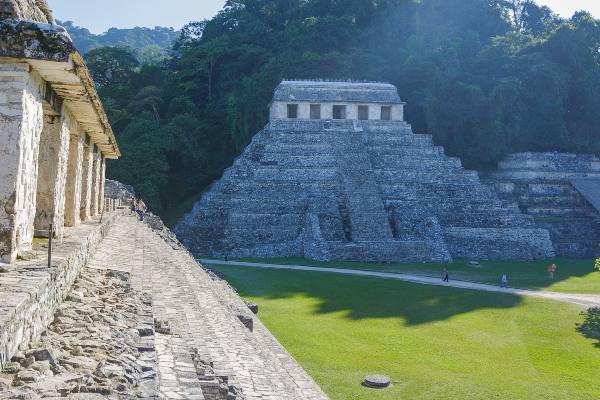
top-left (0, 204), bottom-right (330, 399)
top-left (0, 5), bottom-right (330, 399)
top-left (490, 152), bottom-right (600, 258)
top-left (0, 0), bottom-right (119, 263)
top-left (175, 80), bottom-right (555, 263)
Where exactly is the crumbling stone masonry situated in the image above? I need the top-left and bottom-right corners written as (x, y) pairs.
top-left (0, 0), bottom-right (120, 263)
top-left (175, 80), bottom-right (555, 263)
top-left (489, 152), bottom-right (600, 258)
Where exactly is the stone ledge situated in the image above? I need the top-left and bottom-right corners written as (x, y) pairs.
top-left (0, 211), bottom-right (121, 368)
top-left (0, 19), bottom-right (74, 61)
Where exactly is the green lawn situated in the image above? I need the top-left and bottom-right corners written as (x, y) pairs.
top-left (212, 265), bottom-right (600, 400)
top-left (209, 257), bottom-right (600, 294)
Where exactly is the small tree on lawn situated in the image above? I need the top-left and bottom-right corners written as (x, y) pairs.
top-left (577, 307), bottom-right (600, 348)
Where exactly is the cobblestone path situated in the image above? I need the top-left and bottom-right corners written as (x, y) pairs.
top-left (89, 216), bottom-right (330, 400)
top-left (201, 260), bottom-right (600, 308)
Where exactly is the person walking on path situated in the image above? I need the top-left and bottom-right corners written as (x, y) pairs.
top-left (137, 198), bottom-right (147, 222)
top-left (442, 267), bottom-right (450, 283)
top-left (547, 263), bottom-right (557, 280)
top-left (500, 274), bottom-right (508, 288)
top-left (130, 198), bottom-right (137, 216)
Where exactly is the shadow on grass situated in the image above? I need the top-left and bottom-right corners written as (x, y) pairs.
top-left (210, 265), bottom-right (525, 326)
top-left (577, 307), bottom-right (600, 348)
top-left (213, 257), bottom-right (599, 293)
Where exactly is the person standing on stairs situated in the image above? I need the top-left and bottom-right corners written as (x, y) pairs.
top-left (137, 198), bottom-right (147, 222)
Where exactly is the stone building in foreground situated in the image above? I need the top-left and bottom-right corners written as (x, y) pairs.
top-left (175, 80), bottom-right (555, 263)
top-left (0, 0), bottom-right (120, 263)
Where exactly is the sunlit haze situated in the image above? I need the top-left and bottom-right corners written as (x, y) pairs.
top-left (46, 0), bottom-right (600, 33)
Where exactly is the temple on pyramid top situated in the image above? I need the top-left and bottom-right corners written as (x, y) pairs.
top-left (270, 80), bottom-right (405, 121)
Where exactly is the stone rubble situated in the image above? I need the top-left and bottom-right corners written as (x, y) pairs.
top-left (0, 267), bottom-right (158, 399)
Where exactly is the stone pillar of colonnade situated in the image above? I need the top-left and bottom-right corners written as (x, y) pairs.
top-left (90, 147), bottom-right (102, 217)
top-left (0, 63), bottom-right (45, 263)
top-left (64, 132), bottom-right (85, 227)
top-left (33, 111), bottom-right (71, 239)
top-left (98, 156), bottom-right (106, 214)
top-left (79, 138), bottom-right (94, 222)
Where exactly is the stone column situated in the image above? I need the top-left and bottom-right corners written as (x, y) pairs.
top-left (90, 147), bottom-right (102, 217)
top-left (64, 132), bottom-right (85, 227)
top-left (79, 138), bottom-right (94, 221)
top-left (0, 63), bottom-right (44, 262)
top-left (98, 156), bottom-right (106, 214)
top-left (34, 113), bottom-right (71, 239)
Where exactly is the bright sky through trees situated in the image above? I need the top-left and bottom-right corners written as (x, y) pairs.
top-left (47, 0), bottom-right (600, 33)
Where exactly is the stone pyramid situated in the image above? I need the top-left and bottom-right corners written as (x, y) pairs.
top-left (175, 81), bottom-right (555, 263)
top-left (490, 152), bottom-right (600, 258)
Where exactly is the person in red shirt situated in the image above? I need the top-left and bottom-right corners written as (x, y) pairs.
top-left (547, 264), bottom-right (557, 280)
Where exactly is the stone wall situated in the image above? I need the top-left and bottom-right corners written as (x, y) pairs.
top-left (489, 152), bottom-right (600, 258)
top-left (270, 101), bottom-right (404, 121)
top-left (0, 62), bottom-right (45, 262)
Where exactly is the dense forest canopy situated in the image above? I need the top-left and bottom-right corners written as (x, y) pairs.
top-left (84, 0), bottom-right (600, 218)
top-left (59, 20), bottom-right (179, 63)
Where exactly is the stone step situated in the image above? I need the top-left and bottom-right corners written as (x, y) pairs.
top-left (374, 169), bottom-right (480, 184)
top-left (261, 143), bottom-right (334, 154)
top-left (514, 195), bottom-right (581, 206)
top-left (368, 146), bottom-right (446, 157)
top-left (128, 218), bottom-right (330, 400)
top-left (493, 181), bottom-right (576, 196)
top-left (493, 170), bottom-right (600, 181)
top-left (444, 227), bottom-right (556, 261)
top-left (329, 240), bottom-right (451, 263)
top-left (370, 155), bottom-right (463, 169)
top-left (523, 206), bottom-right (590, 218)
top-left (258, 155), bottom-right (337, 168)
top-left (250, 167), bottom-right (339, 182)
top-left (367, 135), bottom-right (434, 147)
top-left (333, 131), bottom-right (395, 242)
top-left (380, 182), bottom-right (496, 199)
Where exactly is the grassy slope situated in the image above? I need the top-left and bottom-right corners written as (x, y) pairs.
top-left (212, 265), bottom-right (600, 400)
top-left (213, 258), bottom-right (600, 294)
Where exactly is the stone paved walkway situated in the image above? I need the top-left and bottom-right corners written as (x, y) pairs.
top-left (89, 216), bottom-right (330, 400)
top-left (200, 260), bottom-right (600, 308)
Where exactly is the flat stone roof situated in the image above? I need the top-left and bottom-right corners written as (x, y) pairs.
top-left (0, 22), bottom-right (120, 158)
top-left (273, 80), bottom-right (403, 104)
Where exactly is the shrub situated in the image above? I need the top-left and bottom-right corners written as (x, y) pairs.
top-left (577, 307), bottom-right (600, 347)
